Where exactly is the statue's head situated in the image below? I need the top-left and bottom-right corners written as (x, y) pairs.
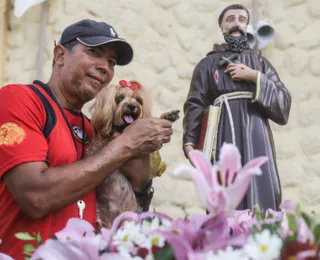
top-left (218, 4), bottom-right (250, 52)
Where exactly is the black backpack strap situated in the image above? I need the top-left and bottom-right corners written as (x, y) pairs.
top-left (84, 114), bottom-right (91, 123)
top-left (27, 84), bottom-right (57, 165)
top-left (27, 84), bottom-right (57, 139)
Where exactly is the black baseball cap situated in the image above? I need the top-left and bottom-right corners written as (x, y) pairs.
top-left (58, 19), bottom-right (133, 66)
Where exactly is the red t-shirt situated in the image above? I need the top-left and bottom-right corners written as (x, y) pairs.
top-left (0, 81), bottom-right (96, 259)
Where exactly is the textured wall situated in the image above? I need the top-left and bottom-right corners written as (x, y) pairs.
top-left (2, 0), bottom-right (320, 217)
top-left (0, 0), bottom-right (9, 86)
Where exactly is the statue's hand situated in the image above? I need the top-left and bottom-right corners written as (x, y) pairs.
top-left (224, 63), bottom-right (257, 83)
top-left (183, 144), bottom-right (196, 166)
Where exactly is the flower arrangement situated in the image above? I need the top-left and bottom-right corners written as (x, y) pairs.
top-left (1, 143), bottom-right (320, 260)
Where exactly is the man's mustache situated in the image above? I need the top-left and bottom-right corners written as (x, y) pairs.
top-left (228, 26), bottom-right (246, 35)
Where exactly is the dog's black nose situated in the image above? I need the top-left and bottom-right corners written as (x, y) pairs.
top-left (128, 103), bottom-right (136, 112)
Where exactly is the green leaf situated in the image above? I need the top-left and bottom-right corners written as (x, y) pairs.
top-left (15, 232), bottom-right (35, 241)
top-left (142, 217), bottom-right (154, 224)
top-left (285, 235), bottom-right (297, 243)
top-left (285, 213), bottom-right (298, 241)
top-left (261, 222), bottom-right (281, 235)
top-left (287, 213), bottom-right (297, 232)
top-left (313, 224), bottom-right (320, 241)
top-left (301, 212), bottom-right (316, 229)
top-left (253, 204), bottom-right (262, 221)
top-left (295, 203), bottom-right (302, 215)
top-left (23, 244), bottom-right (35, 256)
top-left (155, 244), bottom-right (175, 260)
top-left (252, 226), bottom-right (260, 234)
top-left (34, 232), bottom-right (42, 245)
top-left (24, 244), bottom-right (35, 253)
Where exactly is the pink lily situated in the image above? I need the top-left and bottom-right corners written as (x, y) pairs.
top-left (30, 239), bottom-right (125, 260)
top-left (54, 218), bottom-right (106, 258)
top-left (279, 201), bottom-right (314, 242)
top-left (187, 251), bottom-right (208, 260)
top-left (265, 208), bottom-right (284, 222)
top-left (0, 253), bottom-right (14, 260)
top-left (280, 200), bottom-right (297, 212)
top-left (204, 232), bottom-right (250, 252)
top-left (30, 239), bottom-right (90, 260)
top-left (297, 217), bottom-right (314, 244)
top-left (228, 209), bottom-right (256, 235)
top-left (55, 218), bottom-right (96, 243)
top-left (0, 240), bottom-right (14, 260)
top-left (31, 217), bottom-right (132, 260)
top-left (153, 230), bottom-right (193, 260)
top-left (109, 211), bottom-right (139, 235)
top-left (166, 214), bottom-right (211, 248)
top-left (194, 213), bottom-right (249, 251)
top-left (139, 211), bottom-right (173, 223)
top-left (173, 143), bottom-right (268, 217)
top-left (296, 249), bottom-right (318, 260)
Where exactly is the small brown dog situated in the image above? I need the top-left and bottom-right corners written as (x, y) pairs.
top-left (89, 80), bottom-right (168, 228)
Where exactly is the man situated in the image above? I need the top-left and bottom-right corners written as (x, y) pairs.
top-left (0, 19), bottom-right (173, 259)
top-left (183, 4), bottom-right (291, 212)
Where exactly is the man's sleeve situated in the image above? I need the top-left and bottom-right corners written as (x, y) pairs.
top-left (0, 85), bottom-right (49, 178)
top-left (253, 56), bottom-right (292, 125)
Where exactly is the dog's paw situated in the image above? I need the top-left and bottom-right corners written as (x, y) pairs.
top-left (162, 110), bottom-right (180, 122)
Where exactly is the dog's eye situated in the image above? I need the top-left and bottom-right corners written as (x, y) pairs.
top-left (116, 96), bottom-right (124, 104)
top-left (136, 98), bottom-right (143, 105)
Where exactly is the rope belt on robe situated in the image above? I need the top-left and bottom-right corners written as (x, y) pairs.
top-left (212, 91), bottom-right (253, 163)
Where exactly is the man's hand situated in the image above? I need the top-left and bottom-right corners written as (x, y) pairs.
top-left (109, 117), bottom-right (173, 191)
top-left (120, 117), bottom-right (173, 156)
top-left (224, 63), bottom-right (257, 83)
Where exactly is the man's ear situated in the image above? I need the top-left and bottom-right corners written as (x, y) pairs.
top-left (53, 45), bottom-right (66, 66)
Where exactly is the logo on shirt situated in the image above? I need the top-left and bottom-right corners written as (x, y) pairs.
top-left (72, 125), bottom-right (89, 144)
top-left (0, 122), bottom-right (26, 146)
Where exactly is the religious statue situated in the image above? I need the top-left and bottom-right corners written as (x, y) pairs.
top-left (182, 4), bottom-right (291, 211)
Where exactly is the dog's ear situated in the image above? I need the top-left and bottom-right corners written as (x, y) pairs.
top-left (129, 80), bottom-right (152, 117)
top-left (91, 85), bottom-right (117, 138)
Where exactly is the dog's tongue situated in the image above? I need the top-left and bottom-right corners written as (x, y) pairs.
top-left (124, 115), bottom-right (134, 124)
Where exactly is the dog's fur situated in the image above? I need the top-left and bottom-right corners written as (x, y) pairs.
top-left (89, 81), bottom-right (153, 228)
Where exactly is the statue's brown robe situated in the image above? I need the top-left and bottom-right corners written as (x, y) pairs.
top-left (183, 43), bottom-right (292, 211)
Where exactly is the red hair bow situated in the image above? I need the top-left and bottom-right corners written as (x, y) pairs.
top-left (119, 80), bottom-right (138, 90)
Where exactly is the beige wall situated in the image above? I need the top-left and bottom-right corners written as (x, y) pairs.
top-left (2, 0), bottom-right (320, 217)
top-left (0, 0), bottom-right (9, 86)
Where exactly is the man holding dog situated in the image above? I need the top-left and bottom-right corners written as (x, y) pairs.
top-left (183, 4), bottom-right (292, 212)
top-left (0, 19), bottom-right (173, 258)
